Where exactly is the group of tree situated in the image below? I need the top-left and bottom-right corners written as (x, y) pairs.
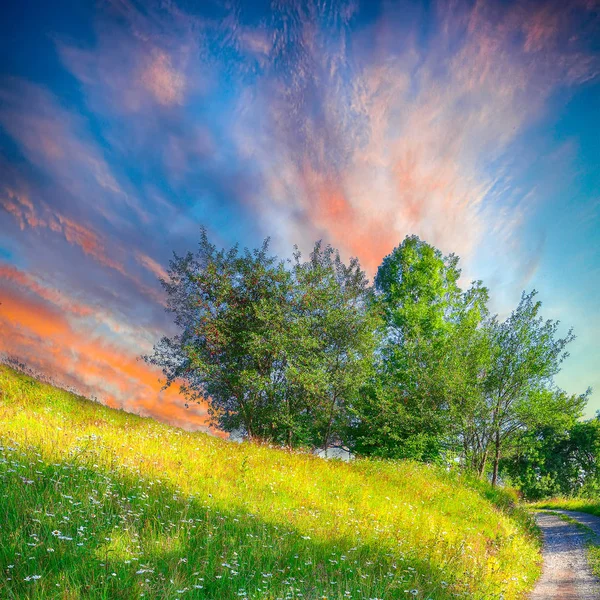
top-left (145, 228), bottom-right (595, 495)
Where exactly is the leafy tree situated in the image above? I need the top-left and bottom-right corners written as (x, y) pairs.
top-left (500, 391), bottom-right (595, 499)
top-left (349, 236), bottom-right (486, 461)
top-left (144, 229), bottom-right (376, 449)
top-left (289, 242), bottom-right (378, 450)
top-left (145, 227), bottom-right (594, 500)
top-left (144, 229), bottom-right (293, 440)
top-left (570, 418), bottom-right (600, 496)
top-left (374, 235), bottom-right (462, 341)
top-left (484, 291), bottom-right (576, 486)
top-left (443, 284), bottom-right (492, 475)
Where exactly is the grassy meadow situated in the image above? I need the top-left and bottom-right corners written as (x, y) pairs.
top-left (0, 364), bottom-right (541, 599)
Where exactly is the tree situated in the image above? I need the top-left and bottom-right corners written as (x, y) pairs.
top-left (144, 229), bottom-right (376, 449)
top-left (349, 236), bottom-right (488, 461)
top-left (500, 391), bottom-right (595, 499)
top-left (374, 235), bottom-right (462, 341)
top-left (144, 229), bottom-right (293, 440)
top-left (484, 291), bottom-right (576, 486)
top-left (289, 242), bottom-right (378, 450)
top-left (443, 283), bottom-right (492, 476)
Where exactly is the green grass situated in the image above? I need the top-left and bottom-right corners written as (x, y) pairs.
top-left (0, 364), bottom-right (541, 599)
top-left (531, 498), bottom-right (600, 517)
top-left (535, 509), bottom-right (593, 533)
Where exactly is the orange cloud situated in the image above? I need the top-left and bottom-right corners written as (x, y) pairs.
top-left (0, 265), bottom-right (94, 317)
top-left (0, 286), bottom-right (212, 432)
top-left (0, 190), bottom-right (43, 229)
top-left (51, 213), bottom-right (128, 276)
top-left (135, 251), bottom-right (169, 281)
top-left (1, 188), bottom-right (127, 275)
top-left (294, 166), bottom-right (399, 273)
top-left (1, 186), bottom-right (166, 304)
top-left (239, 0), bottom-right (599, 278)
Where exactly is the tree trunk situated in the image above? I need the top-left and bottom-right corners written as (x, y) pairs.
top-left (323, 393), bottom-right (338, 452)
top-left (477, 449), bottom-right (488, 479)
top-left (491, 430), bottom-right (501, 487)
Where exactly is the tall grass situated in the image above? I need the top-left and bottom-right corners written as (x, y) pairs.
top-left (0, 365), bottom-right (540, 599)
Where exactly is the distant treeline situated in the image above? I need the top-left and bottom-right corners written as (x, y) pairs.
top-left (145, 228), bottom-right (597, 499)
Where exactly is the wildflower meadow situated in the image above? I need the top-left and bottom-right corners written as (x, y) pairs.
top-left (0, 365), bottom-right (540, 599)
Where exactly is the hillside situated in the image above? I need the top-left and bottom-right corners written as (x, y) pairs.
top-left (0, 364), bottom-right (540, 599)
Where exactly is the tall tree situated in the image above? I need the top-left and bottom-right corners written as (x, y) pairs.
top-left (350, 236), bottom-right (487, 461)
top-left (144, 229), bottom-right (293, 440)
top-left (444, 282), bottom-right (492, 475)
top-left (289, 242), bottom-right (378, 450)
top-left (484, 290), bottom-right (576, 486)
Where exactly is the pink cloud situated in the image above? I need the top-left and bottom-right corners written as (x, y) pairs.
top-left (57, 0), bottom-right (207, 116)
top-left (0, 264), bottom-right (94, 317)
top-left (56, 5), bottom-right (214, 195)
top-left (135, 250), bottom-right (169, 281)
top-left (233, 0), bottom-right (599, 275)
top-left (0, 78), bottom-right (144, 229)
top-left (0, 185), bottom-right (166, 305)
top-left (140, 49), bottom-right (186, 105)
top-left (0, 188), bottom-right (127, 276)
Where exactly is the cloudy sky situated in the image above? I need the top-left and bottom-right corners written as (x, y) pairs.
top-left (1, 0), bottom-right (599, 428)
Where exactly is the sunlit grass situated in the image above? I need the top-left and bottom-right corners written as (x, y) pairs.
top-left (531, 498), bottom-right (600, 517)
top-left (0, 364), bottom-right (540, 599)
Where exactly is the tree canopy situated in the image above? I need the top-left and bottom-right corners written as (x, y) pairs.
top-left (144, 229), bottom-right (376, 450)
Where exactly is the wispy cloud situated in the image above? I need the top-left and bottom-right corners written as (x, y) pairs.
top-left (0, 188), bottom-right (127, 275)
top-left (232, 0), bottom-right (599, 273)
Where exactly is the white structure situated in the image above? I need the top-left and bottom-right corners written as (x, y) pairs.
top-left (229, 428), bottom-right (245, 443)
top-left (313, 446), bottom-right (354, 461)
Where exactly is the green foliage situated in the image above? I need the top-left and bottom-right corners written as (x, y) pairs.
top-left (374, 235), bottom-right (461, 339)
top-left (440, 283), bottom-right (492, 474)
top-left (502, 405), bottom-right (600, 500)
top-left (350, 236), bottom-right (490, 462)
top-left (484, 291), bottom-right (578, 485)
top-left (145, 229), bottom-right (293, 440)
top-left (288, 242), bottom-right (378, 449)
top-left (146, 229), bottom-right (593, 497)
top-left (0, 365), bottom-right (541, 599)
top-left (532, 498), bottom-right (600, 517)
top-left (145, 229), bottom-right (375, 449)
top-left (348, 379), bottom-right (445, 461)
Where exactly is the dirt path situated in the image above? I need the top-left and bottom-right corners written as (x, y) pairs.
top-left (530, 510), bottom-right (600, 599)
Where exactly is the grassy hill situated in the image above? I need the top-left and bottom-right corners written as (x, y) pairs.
top-left (0, 364), bottom-right (540, 599)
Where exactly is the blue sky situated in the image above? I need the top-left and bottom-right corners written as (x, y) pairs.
top-left (0, 0), bottom-right (598, 426)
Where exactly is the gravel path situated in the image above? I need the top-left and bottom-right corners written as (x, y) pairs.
top-left (530, 510), bottom-right (600, 599)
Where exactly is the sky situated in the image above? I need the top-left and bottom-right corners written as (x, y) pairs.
top-left (0, 0), bottom-right (599, 430)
